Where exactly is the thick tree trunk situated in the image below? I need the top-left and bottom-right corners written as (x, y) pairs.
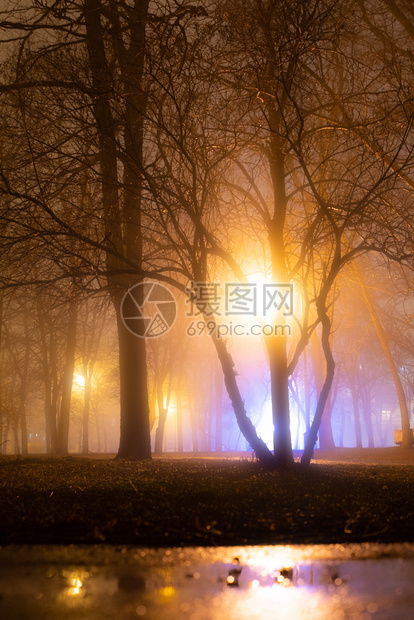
top-left (266, 333), bottom-right (293, 465)
top-left (56, 299), bottom-right (77, 455)
top-left (319, 406), bottom-right (335, 449)
top-left (0, 294), bottom-right (3, 454)
top-left (267, 132), bottom-right (294, 466)
top-left (115, 304), bottom-right (151, 459)
top-left (85, 0), bottom-right (152, 460)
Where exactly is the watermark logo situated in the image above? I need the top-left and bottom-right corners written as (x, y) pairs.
top-left (186, 281), bottom-right (293, 318)
top-left (185, 281), bottom-right (294, 338)
top-left (121, 280), bottom-right (294, 339)
top-left (121, 281), bottom-right (177, 338)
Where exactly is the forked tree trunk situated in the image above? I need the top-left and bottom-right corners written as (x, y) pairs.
top-left (212, 335), bottom-right (275, 467)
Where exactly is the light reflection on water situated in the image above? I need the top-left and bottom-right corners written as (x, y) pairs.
top-left (0, 544), bottom-right (413, 619)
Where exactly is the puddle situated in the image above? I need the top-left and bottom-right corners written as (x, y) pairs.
top-left (0, 544), bottom-right (413, 619)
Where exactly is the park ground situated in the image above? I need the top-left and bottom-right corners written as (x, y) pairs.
top-left (1, 448), bottom-right (413, 547)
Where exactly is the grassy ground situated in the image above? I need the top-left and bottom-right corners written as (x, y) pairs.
top-left (1, 449), bottom-right (413, 547)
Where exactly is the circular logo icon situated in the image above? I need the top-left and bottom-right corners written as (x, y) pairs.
top-left (121, 281), bottom-right (177, 338)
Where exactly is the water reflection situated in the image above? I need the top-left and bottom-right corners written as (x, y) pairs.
top-left (0, 544), bottom-right (413, 619)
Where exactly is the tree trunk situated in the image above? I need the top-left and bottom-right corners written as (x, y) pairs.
top-left (354, 264), bottom-right (412, 447)
top-left (215, 367), bottom-right (223, 452)
top-left (102, 411), bottom-right (108, 453)
top-left (37, 301), bottom-right (58, 454)
top-left (266, 333), bottom-right (293, 465)
top-left (0, 294), bottom-right (3, 454)
top-left (115, 304), bottom-right (151, 459)
top-left (176, 378), bottom-right (184, 452)
top-left (351, 380), bottom-right (363, 448)
top-left (57, 299), bottom-right (77, 455)
top-left (206, 381), bottom-right (213, 452)
top-left (378, 409), bottom-right (384, 447)
top-left (310, 330), bottom-right (335, 449)
top-left (13, 425), bottom-right (20, 455)
top-left (2, 424), bottom-right (9, 455)
top-left (361, 384), bottom-right (374, 448)
top-left (303, 347), bottom-right (311, 438)
top-left (212, 335), bottom-right (275, 466)
top-left (302, 307), bottom-right (336, 465)
top-left (338, 403), bottom-right (346, 448)
top-left (190, 402), bottom-right (198, 452)
top-left (20, 405), bottom-right (28, 456)
top-left (82, 374), bottom-right (92, 454)
top-left (85, 0), bottom-right (152, 460)
top-left (154, 409), bottom-right (167, 454)
top-left (19, 305), bottom-right (30, 455)
top-left (266, 126), bottom-right (294, 466)
top-left (154, 368), bottom-right (167, 454)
